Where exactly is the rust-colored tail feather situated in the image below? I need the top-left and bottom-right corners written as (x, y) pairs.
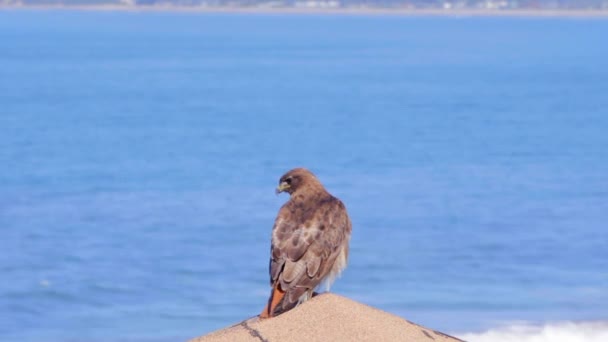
top-left (259, 283), bottom-right (285, 319)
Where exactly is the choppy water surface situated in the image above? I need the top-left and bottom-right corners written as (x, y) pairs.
top-left (1, 10), bottom-right (607, 342)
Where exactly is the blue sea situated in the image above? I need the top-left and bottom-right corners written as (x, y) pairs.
top-left (1, 9), bottom-right (607, 342)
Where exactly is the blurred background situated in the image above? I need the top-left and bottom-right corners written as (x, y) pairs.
top-left (1, 4), bottom-right (607, 342)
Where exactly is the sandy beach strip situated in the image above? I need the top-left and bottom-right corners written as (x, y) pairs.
top-left (1, 5), bottom-right (608, 18)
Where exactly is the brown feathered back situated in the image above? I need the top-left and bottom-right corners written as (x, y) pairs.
top-left (267, 168), bottom-right (352, 316)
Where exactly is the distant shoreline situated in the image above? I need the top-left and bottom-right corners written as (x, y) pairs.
top-left (2, 5), bottom-right (608, 18)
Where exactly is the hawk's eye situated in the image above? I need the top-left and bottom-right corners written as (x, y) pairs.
top-left (285, 177), bottom-right (292, 185)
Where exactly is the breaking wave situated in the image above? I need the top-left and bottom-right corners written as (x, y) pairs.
top-left (458, 321), bottom-right (608, 342)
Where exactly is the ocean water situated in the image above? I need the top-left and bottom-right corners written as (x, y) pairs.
top-left (1, 10), bottom-right (607, 342)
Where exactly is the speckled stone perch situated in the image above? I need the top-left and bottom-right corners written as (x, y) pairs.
top-left (189, 294), bottom-right (464, 342)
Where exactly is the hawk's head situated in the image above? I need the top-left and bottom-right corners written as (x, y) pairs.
top-left (276, 168), bottom-right (322, 195)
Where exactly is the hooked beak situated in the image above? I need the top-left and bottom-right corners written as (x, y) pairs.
top-left (276, 182), bottom-right (290, 194)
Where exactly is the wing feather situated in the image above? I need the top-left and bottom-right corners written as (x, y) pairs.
top-left (281, 259), bottom-right (307, 283)
top-left (268, 195), bottom-right (351, 314)
top-left (306, 256), bottom-right (321, 278)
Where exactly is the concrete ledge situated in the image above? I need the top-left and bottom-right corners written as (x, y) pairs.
top-left (189, 293), bottom-right (463, 342)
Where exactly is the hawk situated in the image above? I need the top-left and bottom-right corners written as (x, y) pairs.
top-left (260, 168), bottom-right (352, 318)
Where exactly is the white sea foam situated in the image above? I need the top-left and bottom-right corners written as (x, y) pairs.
top-left (458, 321), bottom-right (608, 342)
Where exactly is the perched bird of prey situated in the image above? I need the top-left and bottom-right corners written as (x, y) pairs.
top-left (260, 168), bottom-right (352, 318)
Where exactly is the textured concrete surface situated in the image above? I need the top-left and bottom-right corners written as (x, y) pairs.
top-left (189, 293), bottom-right (463, 342)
